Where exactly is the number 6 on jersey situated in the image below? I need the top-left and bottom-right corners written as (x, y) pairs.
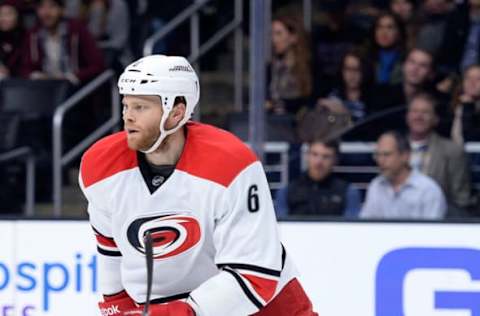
top-left (248, 184), bottom-right (259, 213)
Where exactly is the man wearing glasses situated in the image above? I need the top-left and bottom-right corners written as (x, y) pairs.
top-left (360, 131), bottom-right (446, 219)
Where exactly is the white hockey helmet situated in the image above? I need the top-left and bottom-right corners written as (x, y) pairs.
top-left (118, 55), bottom-right (200, 153)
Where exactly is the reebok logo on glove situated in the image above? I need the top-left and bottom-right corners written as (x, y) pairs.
top-left (101, 305), bottom-right (121, 316)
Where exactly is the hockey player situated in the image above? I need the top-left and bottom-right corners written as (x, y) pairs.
top-left (79, 55), bottom-right (317, 316)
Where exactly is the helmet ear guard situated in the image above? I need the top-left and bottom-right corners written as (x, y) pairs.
top-left (118, 55), bottom-right (200, 153)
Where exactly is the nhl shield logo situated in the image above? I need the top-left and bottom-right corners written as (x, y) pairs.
top-left (127, 214), bottom-right (201, 259)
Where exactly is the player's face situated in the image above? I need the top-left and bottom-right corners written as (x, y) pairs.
top-left (374, 135), bottom-right (409, 180)
top-left (122, 95), bottom-right (163, 151)
top-left (403, 50), bottom-right (433, 86)
top-left (37, 0), bottom-right (63, 29)
top-left (406, 97), bottom-right (438, 136)
top-left (463, 66), bottom-right (480, 99)
top-left (307, 143), bottom-right (336, 181)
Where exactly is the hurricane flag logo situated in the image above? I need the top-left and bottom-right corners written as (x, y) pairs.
top-left (127, 214), bottom-right (201, 259)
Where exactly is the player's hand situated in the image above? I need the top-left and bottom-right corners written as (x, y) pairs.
top-left (98, 291), bottom-right (137, 315)
top-left (125, 301), bottom-right (195, 316)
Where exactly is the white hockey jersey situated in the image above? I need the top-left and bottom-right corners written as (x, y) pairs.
top-left (79, 122), bottom-right (298, 316)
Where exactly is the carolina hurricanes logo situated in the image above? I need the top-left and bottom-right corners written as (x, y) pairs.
top-left (127, 214), bottom-right (201, 259)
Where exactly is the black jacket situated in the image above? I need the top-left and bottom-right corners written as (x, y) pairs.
top-left (287, 173), bottom-right (350, 216)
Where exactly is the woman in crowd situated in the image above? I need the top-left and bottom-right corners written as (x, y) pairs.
top-left (321, 50), bottom-right (374, 122)
top-left (366, 12), bottom-right (406, 85)
top-left (0, 0), bottom-right (25, 78)
top-left (450, 64), bottom-right (480, 144)
top-left (268, 14), bottom-right (312, 116)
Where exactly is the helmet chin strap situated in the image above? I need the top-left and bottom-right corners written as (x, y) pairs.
top-left (141, 110), bottom-right (173, 154)
top-left (140, 108), bottom-right (190, 154)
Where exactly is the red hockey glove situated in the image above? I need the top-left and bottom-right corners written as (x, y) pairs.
top-left (98, 291), bottom-right (137, 315)
top-left (124, 301), bottom-right (195, 316)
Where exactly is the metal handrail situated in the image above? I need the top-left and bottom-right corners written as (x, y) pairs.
top-left (189, 19), bottom-right (242, 63)
top-left (143, 0), bottom-right (211, 56)
top-left (143, 0), bottom-right (244, 112)
top-left (303, 0), bottom-right (312, 31)
top-left (265, 141), bottom-right (480, 192)
top-left (0, 147), bottom-right (35, 216)
top-left (53, 70), bottom-right (121, 217)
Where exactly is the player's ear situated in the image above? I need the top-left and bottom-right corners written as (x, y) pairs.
top-left (167, 97), bottom-right (187, 128)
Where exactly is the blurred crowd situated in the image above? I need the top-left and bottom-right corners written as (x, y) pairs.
top-left (270, 0), bottom-right (480, 220)
top-left (0, 0), bottom-right (479, 220)
top-left (0, 0), bottom-right (192, 212)
top-left (0, 0), bottom-right (196, 82)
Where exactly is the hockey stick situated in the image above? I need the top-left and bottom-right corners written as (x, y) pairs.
top-left (143, 231), bottom-right (153, 316)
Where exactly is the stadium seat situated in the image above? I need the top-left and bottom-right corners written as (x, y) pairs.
top-left (0, 112), bottom-right (30, 213)
top-left (0, 112), bottom-right (20, 152)
top-left (0, 80), bottom-right (71, 204)
top-left (227, 112), bottom-right (298, 142)
top-left (0, 79), bottom-right (70, 120)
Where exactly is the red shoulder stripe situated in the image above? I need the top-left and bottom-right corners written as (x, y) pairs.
top-left (176, 122), bottom-right (257, 187)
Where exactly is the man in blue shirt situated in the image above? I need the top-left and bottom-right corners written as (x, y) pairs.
top-left (360, 131), bottom-right (446, 219)
top-left (275, 139), bottom-right (361, 218)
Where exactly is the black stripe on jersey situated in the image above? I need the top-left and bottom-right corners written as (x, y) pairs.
top-left (217, 263), bottom-right (281, 277)
top-left (92, 225), bottom-right (114, 240)
top-left (281, 244), bottom-right (286, 270)
top-left (97, 246), bottom-right (122, 257)
top-left (138, 292), bottom-right (190, 305)
top-left (223, 268), bottom-right (263, 309)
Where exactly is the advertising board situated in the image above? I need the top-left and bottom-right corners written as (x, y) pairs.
top-left (1, 221), bottom-right (479, 315)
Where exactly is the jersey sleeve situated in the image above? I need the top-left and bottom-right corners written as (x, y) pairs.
top-left (79, 169), bottom-right (124, 296)
top-left (190, 161), bottom-right (283, 316)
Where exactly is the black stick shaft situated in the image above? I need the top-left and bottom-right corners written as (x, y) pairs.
top-left (143, 232), bottom-right (153, 316)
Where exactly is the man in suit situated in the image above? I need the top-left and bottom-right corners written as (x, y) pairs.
top-left (406, 92), bottom-right (473, 215)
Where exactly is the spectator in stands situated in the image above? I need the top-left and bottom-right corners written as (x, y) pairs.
top-left (450, 64), bottom-right (480, 144)
top-left (312, 0), bottom-right (363, 97)
top-left (407, 92), bottom-right (473, 214)
top-left (416, 0), bottom-right (455, 57)
top-left (20, 0), bottom-right (105, 85)
top-left (390, 0), bottom-right (415, 23)
top-left (274, 139), bottom-right (362, 218)
top-left (371, 47), bottom-right (435, 112)
top-left (360, 130), bottom-right (447, 219)
top-left (366, 12), bottom-right (406, 85)
top-left (322, 50), bottom-right (374, 122)
top-left (84, 0), bottom-right (131, 69)
top-left (390, 0), bottom-right (418, 48)
top-left (437, 0), bottom-right (480, 76)
top-left (268, 14), bottom-right (312, 116)
top-left (328, 47), bottom-right (437, 141)
top-left (0, 0), bottom-right (25, 78)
